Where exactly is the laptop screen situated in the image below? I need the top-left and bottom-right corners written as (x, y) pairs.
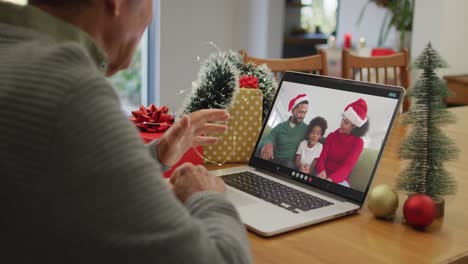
top-left (250, 72), bottom-right (404, 204)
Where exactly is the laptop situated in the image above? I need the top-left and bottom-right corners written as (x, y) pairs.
top-left (211, 71), bottom-right (405, 236)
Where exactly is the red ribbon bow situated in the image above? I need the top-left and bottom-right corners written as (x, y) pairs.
top-left (129, 104), bottom-right (174, 132)
top-left (239, 75), bottom-right (259, 88)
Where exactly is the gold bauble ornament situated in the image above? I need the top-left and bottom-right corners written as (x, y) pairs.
top-left (367, 184), bottom-right (399, 219)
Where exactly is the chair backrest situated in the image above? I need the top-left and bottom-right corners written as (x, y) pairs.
top-left (240, 50), bottom-right (328, 80)
top-left (341, 48), bottom-right (411, 111)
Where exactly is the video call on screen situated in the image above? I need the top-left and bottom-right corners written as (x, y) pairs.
top-left (254, 81), bottom-right (399, 192)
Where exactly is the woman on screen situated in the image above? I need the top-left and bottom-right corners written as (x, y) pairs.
top-left (295, 116), bottom-right (327, 174)
top-left (315, 98), bottom-right (369, 187)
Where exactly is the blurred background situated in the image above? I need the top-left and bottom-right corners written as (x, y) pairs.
top-left (6, 0), bottom-right (468, 114)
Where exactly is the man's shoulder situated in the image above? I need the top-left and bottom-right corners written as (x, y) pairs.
top-left (274, 121), bottom-right (289, 129)
top-left (0, 31), bottom-right (116, 108)
top-left (0, 25), bottom-right (104, 87)
top-left (24, 41), bottom-right (102, 81)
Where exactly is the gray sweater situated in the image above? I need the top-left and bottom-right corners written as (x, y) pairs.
top-left (0, 2), bottom-right (251, 263)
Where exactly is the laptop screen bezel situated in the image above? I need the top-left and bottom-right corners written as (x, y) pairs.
top-left (248, 71), bottom-right (404, 205)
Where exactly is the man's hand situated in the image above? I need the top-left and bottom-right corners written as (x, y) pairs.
top-left (157, 109), bottom-right (229, 167)
top-left (260, 143), bottom-right (274, 160)
top-left (170, 163), bottom-right (225, 203)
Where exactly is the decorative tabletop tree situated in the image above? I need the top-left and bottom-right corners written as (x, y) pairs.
top-left (183, 50), bottom-right (277, 124)
top-left (397, 43), bottom-right (459, 216)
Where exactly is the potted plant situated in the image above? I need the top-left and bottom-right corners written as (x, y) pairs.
top-left (357, 0), bottom-right (414, 50)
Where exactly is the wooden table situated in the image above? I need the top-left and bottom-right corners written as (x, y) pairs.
top-left (206, 106), bottom-right (468, 264)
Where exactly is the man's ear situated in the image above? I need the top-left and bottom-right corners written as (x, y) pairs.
top-left (105, 0), bottom-right (123, 17)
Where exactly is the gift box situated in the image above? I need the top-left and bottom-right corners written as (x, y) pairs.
top-left (131, 104), bottom-right (202, 178)
top-left (204, 88), bottom-right (263, 163)
top-left (140, 132), bottom-right (203, 178)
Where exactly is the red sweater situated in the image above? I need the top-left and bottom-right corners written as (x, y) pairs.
top-left (316, 129), bottom-right (364, 184)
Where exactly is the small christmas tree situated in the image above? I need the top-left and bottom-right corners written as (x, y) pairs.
top-left (183, 50), bottom-right (277, 123)
top-left (183, 51), bottom-right (240, 114)
top-left (397, 43), bottom-right (459, 200)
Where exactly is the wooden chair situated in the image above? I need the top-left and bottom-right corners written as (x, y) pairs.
top-left (342, 48), bottom-right (411, 111)
top-left (240, 50), bottom-right (328, 80)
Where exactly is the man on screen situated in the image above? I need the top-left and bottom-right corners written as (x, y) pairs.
top-left (259, 94), bottom-right (309, 168)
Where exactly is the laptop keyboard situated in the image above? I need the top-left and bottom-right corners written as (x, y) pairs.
top-left (221, 171), bottom-right (334, 214)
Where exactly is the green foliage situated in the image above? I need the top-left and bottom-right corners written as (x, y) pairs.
top-left (357, 0), bottom-right (414, 49)
top-left (183, 51), bottom-right (240, 114)
top-left (299, 0), bottom-right (338, 35)
top-left (109, 47), bottom-right (142, 106)
top-left (396, 43), bottom-right (458, 200)
top-left (183, 50), bottom-right (277, 123)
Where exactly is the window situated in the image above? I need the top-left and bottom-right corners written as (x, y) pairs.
top-left (21, 0), bottom-right (160, 114)
top-left (109, 0), bottom-right (160, 115)
top-left (109, 41), bottom-right (145, 114)
top-left (299, 0), bottom-right (339, 34)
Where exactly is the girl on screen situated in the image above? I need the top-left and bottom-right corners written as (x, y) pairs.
top-left (315, 98), bottom-right (369, 187)
top-left (295, 116), bottom-right (328, 174)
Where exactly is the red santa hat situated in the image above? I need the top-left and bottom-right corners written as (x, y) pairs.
top-left (288, 94), bottom-right (310, 112)
top-left (343, 98), bottom-right (368, 127)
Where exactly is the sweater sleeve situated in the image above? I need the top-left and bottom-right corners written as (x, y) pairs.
top-left (49, 70), bottom-right (251, 263)
top-left (146, 139), bottom-right (171, 171)
top-left (328, 137), bottom-right (364, 183)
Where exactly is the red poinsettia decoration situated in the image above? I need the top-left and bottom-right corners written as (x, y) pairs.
top-left (239, 75), bottom-right (259, 89)
top-left (129, 104), bottom-right (174, 132)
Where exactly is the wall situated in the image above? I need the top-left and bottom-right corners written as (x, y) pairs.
top-left (159, 0), bottom-right (236, 112)
top-left (159, 0), bottom-right (284, 112)
top-left (337, 0), bottom-right (468, 77)
top-left (411, 0), bottom-right (468, 76)
top-left (221, 0), bottom-right (284, 58)
top-left (266, 0), bottom-right (285, 58)
top-left (336, 0), bottom-right (396, 49)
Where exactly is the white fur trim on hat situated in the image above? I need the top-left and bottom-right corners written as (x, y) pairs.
top-left (289, 94), bottom-right (310, 112)
top-left (344, 107), bottom-right (368, 127)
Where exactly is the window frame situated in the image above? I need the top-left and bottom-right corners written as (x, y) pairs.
top-left (144, 0), bottom-right (161, 106)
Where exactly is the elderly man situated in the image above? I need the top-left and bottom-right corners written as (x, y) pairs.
top-left (260, 94), bottom-right (310, 168)
top-left (0, 1), bottom-right (250, 263)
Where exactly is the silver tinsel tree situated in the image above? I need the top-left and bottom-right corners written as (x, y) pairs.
top-left (397, 43), bottom-right (458, 200)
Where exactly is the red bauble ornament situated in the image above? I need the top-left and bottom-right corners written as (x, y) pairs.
top-left (403, 194), bottom-right (436, 229)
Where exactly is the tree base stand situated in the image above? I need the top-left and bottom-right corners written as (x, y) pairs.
top-left (434, 199), bottom-right (445, 218)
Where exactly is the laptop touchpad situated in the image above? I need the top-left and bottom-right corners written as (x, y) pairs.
top-left (226, 190), bottom-right (257, 207)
